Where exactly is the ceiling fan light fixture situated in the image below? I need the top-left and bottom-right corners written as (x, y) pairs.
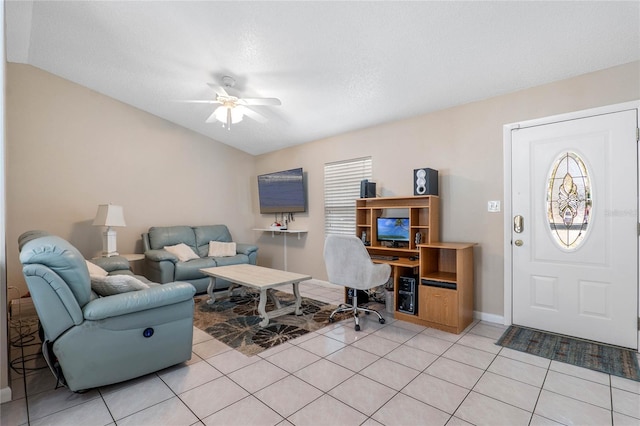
top-left (214, 106), bottom-right (243, 125)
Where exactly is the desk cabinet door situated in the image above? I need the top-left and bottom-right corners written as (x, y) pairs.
top-left (421, 286), bottom-right (458, 327)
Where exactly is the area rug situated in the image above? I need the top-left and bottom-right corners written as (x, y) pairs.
top-left (496, 325), bottom-right (640, 381)
top-left (193, 290), bottom-right (346, 356)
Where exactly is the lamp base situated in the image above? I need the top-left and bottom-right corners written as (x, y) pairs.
top-left (101, 227), bottom-right (119, 257)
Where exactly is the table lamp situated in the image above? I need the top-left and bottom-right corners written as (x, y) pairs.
top-left (92, 204), bottom-right (126, 257)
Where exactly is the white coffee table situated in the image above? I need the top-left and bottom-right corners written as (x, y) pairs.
top-left (200, 264), bottom-right (312, 327)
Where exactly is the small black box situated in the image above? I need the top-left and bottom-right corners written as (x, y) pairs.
top-left (360, 179), bottom-right (377, 198)
top-left (347, 288), bottom-right (369, 305)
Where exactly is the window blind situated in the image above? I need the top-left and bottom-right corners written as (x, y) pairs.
top-left (324, 157), bottom-right (372, 235)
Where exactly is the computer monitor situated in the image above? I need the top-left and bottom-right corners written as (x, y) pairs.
top-left (376, 217), bottom-right (410, 244)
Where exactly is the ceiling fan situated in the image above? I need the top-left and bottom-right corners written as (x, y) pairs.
top-left (181, 76), bottom-right (281, 130)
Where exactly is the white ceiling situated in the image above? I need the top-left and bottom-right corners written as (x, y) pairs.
top-left (5, 1), bottom-right (640, 155)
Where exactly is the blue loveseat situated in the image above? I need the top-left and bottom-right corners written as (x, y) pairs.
top-left (142, 225), bottom-right (258, 294)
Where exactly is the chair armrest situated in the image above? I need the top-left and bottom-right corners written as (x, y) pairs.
top-left (91, 256), bottom-right (130, 273)
top-left (145, 249), bottom-right (178, 263)
top-left (236, 243), bottom-right (258, 256)
top-left (82, 282), bottom-right (195, 320)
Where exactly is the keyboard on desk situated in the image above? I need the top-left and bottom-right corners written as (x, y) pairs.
top-left (370, 255), bottom-right (399, 261)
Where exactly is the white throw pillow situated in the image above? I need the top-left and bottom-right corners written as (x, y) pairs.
top-left (86, 260), bottom-right (108, 277)
top-left (164, 243), bottom-right (199, 262)
top-left (208, 241), bottom-right (237, 257)
top-left (90, 274), bottom-right (149, 296)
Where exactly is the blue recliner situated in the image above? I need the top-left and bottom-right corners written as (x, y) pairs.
top-left (18, 231), bottom-right (196, 392)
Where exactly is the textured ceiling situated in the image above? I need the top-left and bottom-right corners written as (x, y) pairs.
top-left (5, 1), bottom-right (640, 155)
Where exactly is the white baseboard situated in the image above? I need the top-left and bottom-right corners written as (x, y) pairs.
top-left (1, 386), bottom-right (12, 403)
top-left (474, 311), bottom-right (506, 326)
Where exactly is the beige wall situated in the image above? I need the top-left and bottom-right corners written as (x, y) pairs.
top-left (6, 64), bottom-right (256, 297)
top-left (5, 61), bottom-right (639, 319)
top-left (253, 61), bottom-right (640, 318)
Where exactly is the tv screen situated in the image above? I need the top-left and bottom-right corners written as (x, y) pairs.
top-left (376, 217), bottom-right (410, 242)
top-left (258, 168), bottom-right (306, 214)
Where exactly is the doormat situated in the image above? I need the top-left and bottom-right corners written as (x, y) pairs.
top-left (193, 290), bottom-right (347, 356)
top-left (496, 325), bottom-right (640, 382)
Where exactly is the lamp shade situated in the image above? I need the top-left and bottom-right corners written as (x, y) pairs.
top-left (92, 204), bottom-right (126, 227)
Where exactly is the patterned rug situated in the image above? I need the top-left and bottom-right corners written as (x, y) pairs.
top-left (496, 325), bottom-right (640, 381)
top-left (193, 290), bottom-right (345, 356)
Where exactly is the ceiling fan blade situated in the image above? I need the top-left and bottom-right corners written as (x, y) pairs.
top-left (240, 106), bottom-right (268, 123)
top-left (173, 99), bottom-right (221, 104)
top-left (207, 82), bottom-right (228, 97)
top-left (238, 97), bottom-right (282, 106)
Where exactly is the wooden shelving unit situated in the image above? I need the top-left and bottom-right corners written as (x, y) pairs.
top-left (354, 195), bottom-right (475, 334)
top-left (356, 195), bottom-right (439, 253)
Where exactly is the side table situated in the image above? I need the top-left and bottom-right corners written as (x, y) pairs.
top-left (121, 253), bottom-right (145, 276)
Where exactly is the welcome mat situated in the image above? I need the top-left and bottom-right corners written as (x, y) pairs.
top-left (496, 325), bottom-right (640, 382)
top-left (193, 290), bottom-right (345, 356)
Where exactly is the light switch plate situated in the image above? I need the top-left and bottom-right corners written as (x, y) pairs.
top-left (488, 201), bottom-right (501, 212)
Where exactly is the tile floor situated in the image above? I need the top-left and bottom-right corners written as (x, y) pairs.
top-left (2, 279), bottom-right (640, 426)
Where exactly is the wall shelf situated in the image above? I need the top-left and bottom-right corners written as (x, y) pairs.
top-left (253, 228), bottom-right (308, 271)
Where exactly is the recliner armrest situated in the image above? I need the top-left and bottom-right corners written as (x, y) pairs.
top-left (235, 243), bottom-right (258, 256)
top-left (82, 282), bottom-right (195, 320)
top-left (145, 249), bottom-right (178, 263)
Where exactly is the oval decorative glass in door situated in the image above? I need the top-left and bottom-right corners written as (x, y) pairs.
top-left (546, 151), bottom-right (592, 250)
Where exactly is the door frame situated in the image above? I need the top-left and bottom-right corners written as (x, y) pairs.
top-left (503, 100), bottom-right (640, 349)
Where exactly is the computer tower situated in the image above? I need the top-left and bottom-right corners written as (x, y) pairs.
top-left (397, 276), bottom-right (417, 315)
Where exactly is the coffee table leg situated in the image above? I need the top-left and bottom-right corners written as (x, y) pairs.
top-left (293, 282), bottom-right (302, 315)
top-left (258, 289), bottom-right (270, 327)
top-left (206, 277), bottom-right (217, 305)
top-left (267, 289), bottom-right (281, 309)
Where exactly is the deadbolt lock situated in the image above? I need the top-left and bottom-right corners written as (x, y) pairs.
top-left (514, 215), bottom-right (524, 233)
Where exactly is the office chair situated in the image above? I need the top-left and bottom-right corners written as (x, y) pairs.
top-left (323, 234), bottom-right (391, 331)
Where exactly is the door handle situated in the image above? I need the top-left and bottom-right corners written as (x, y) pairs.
top-left (514, 215), bottom-right (524, 233)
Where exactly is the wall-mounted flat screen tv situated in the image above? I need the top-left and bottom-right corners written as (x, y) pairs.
top-left (258, 168), bottom-right (306, 214)
top-left (376, 217), bottom-right (410, 243)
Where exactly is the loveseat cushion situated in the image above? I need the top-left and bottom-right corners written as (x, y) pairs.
top-left (164, 243), bottom-right (199, 262)
top-left (194, 225), bottom-right (232, 257)
top-left (148, 226), bottom-right (196, 252)
top-left (174, 257), bottom-right (217, 281)
top-left (208, 241), bottom-right (236, 257)
top-left (212, 254), bottom-right (249, 267)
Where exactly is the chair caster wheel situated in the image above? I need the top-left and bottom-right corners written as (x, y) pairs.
top-left (355, 324), bottom-right (361, 331)
top-left (329, 317), bottom-right (335, 323)
top-left (379, 318), bottom-right (386, 324)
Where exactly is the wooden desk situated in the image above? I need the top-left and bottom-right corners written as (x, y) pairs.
top-left (343, 257), bottom-right (419, 308)
top-left (370, 257), bottom-right (419, 291)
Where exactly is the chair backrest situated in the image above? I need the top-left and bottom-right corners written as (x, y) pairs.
top-left (19, 232), bottom-right (92, 340)
top-left (20, 234), bottom-right (92, 305)
top-left (323, 234), bottom-right (390, 290)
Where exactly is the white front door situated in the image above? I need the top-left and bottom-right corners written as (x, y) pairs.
top-left (511, 109), bottom-right (638, 348)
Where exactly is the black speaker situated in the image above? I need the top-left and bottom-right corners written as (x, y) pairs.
top-left (397, 276), bottom-right (417, 315)
top-left (360, 179), bottom-right (376, 198)
top-left (413, 168), bottom-right (438, 196)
